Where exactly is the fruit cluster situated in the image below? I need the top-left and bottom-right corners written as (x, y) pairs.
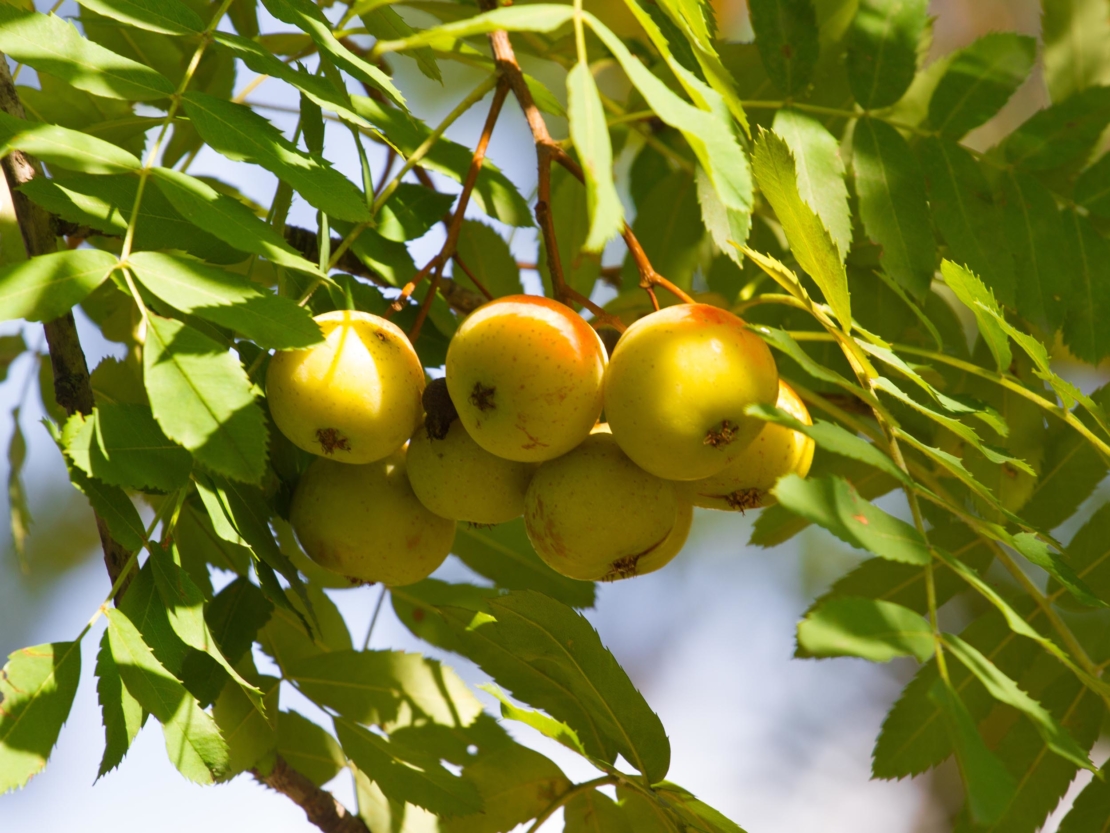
top-left (267, 297), bottom-right (814, 587)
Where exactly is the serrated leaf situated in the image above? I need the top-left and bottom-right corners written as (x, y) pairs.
top-left (654, 783), bottom-right (748, 833)
top-left (0, 249), bottom-right (116, 323)
top-left (1059, 504), bottom-right (1110, 609)
top-left (260, 0), bottom-right (404, 107)
top-left (1010, 532), bottom-right (1104, 608)
top-left (1058, 765), bottom-right (1110, 832)
top-left (752, 129), bottom-right (851, 327)
top-left (94, 629), bottom-right (143, 778)
top-left (337, 718), bottom-right (483, 817)
top-left (143, 314), bottom-right (267, 484)
top-left (62, 456), bottom-right (146, 552)
top-left (441, 590), bottom-right (670, 782)
top-left (360, 6), bottom-right (440, 82)
top-left (697, 166), bottom-right (751, 266)
top-left (1041, 0), bottom-right (1110, 103)
top-left (0, 110), bottom-right (140, 173)
top-left (918, 137), bottom-right (1015, 307)
top-left (847, 0), bottom-right (928, 109)
top-left (377, 183), bottom-right (454, 243)
top-left (1003, 86), bottom-right (1110, 172)
top-left (445, 744), bottom-right (571, 833)
top-left (797, 597), bottom-right (934, 662)
top-left (213, 668), bottom-right (278, 778)
top-left (453, 221), bottom-right (522, 299)
top-left (564, 789), bottom-right (633, 833)
top-left (1022, 406), bottom-right (1109, 531)
top-left (105, 608), bottom-right (229, 784)
top-left (939, 260), bottom-right (1011, 372)
top-left (287, 649), bottom-right (482, 730)
top-left (928, 33), bottom-right (1036, 138)
top-left (277, 711), bottom-right (345, 787)
top-left (149, 167), bottom-right (323, 276)
top-left (567, 62), bottom-right (623, 252)
top-left (771, 109), bottom-right (851, 260)
top-left (205, 578), bottom-right (274, 669)
top-left (130, 252), bottom-right (322, 349)
top-left (182, 92), bottom-right (371, 224)
top-left (392, 580), bottom-right (499, 653)
top-left (853, 118), bottom-right (935, 299)
top-left (748, 0), bottom-right (819, 96)
top-left (1061, 208), bottom-right (1110, 364)
top-left (0, 6), bottom-right (175, 101)
top-left (772, 473), bottom-right (931, 565)
top-left (0, 641), bottom-right (81, 794)
top-left (63, 403), bottom-right (191, 492)
top-left (76, 0), bottom-right (203, 35)
top-left (452, 519), bottom-right (595, 609)
top-left (929, 677), bottom-right (1017, 825)
top-left (483, 685), bottom-right (588, 758)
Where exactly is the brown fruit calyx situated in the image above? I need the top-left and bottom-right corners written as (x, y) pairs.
top-left (703, 420), bottom-right (739, 449)
top-left (315, 427), bottom-right (352, 454)
top-left (469, 381), bottom-right (496, 412)
top-left (422, 377), bottom-right (459, 440)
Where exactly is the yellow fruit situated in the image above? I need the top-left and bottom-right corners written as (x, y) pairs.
top-left (289, 449), bottom-right (455, 585)
top-left (267, 310), bottom-right (424, 464)
top-left (523, 432), bottom-right (678, 581)
top-left (611, 498), bottom-right (693, 580)
top-left (446, 295), bottom-right (606, 462)
top-left (406, 419), bottom-right (535, 524)
top-left (680, 380), bottom-right (815, 510)
top-left (604, 304), bottom-right (779, 481)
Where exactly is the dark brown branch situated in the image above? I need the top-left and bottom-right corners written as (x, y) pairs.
top-left (253, 756), bottom-right (369, 833)
top-left (0, 53), bottom-right (134, 601)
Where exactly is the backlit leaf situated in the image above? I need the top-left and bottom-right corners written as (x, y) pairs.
top-left (1041, 0), bottom-right (1110, 103)
top-left (75, 0), bottom-right (203, 36)
top-left (567, 62), bottom-right (623, 251)
top-left (796, 597), bottom-right (934, 662)
top-left (939, 260), bottom-right (1011, 372)
top-left (0, 110), bottom-right (140, 173)
top-left (94, 629), bottom-right (143, 778)
top-left (0, 249), bottom-right (115, 323)
top-left (62, 404), bottom-right (191, 492)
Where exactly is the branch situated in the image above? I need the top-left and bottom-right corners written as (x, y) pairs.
top-left (0, 53), bottom-right (134, 601)
top-left (253, 756), bottom-right (369, 833)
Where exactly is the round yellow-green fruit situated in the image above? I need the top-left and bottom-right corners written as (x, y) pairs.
top-left (267, 310), bottom-right (424, 464)
top-left (611, 498), bottom-right (693, 580)
top-left (680, 380), bottom-right (815, 510)
top-left (446, 295), bottom-right (606, 462)
top-left (604, 304), bottom-right (779, 481)
top-left (406, 419), bottom-right (535, 524)
top-left (523, 432), bottom-right (678, 581)
top-left (289, 449), bottom-right (455, 585)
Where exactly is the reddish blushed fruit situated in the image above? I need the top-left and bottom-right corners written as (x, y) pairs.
top-left (289, 449), bottom-right (455, 586)
top-left (523, 432), bottom-right (679, 581)
top-left (679, 380), bottom-right (815, 511)
top-left (604, 304), bottom-right (779, 481)
top-left (446, 295), bottom-right (607, 462)
top-left (267, 310), bottom-right (424, 464)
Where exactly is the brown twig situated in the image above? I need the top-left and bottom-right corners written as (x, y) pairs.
top-left (253, 756), bottom-right (368, 833)
top-left (451, 253), bottom-right (495, 301)
top-left (0, 53), bottom-right (134, 601)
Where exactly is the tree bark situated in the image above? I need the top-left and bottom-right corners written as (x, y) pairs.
top-left (253, 756), bottom-right (369, 833)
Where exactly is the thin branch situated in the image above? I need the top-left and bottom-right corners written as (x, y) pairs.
top-left (253, 756), bottom-right (369, 833)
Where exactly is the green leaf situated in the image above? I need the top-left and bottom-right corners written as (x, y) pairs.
top-left (375, 4), bottom-right (574, 51)
top-left (76, 0), bottom-right (203, 36)
top-left (360, 6), bottom-right (440, 83)
top-left (929, 677), bottom-right (1017, 825)
top-left (771, 109), bottom-right (852, 260)
top-left (748, 0), bottom-right (819, 96)
top-left (771, 473), bottom-right (931, 565)
top-left (286, 649), bottom-right (482, 729)
top-left (564, 790), bottom-right (633, 833)
top-left (0, 6), bottom-right (175, 101)
top-left (0, 249), bottom-right (116, 323)
top-left (0, 110), bottom-right (141, 173)
top-left (63, 404), bottom-right (191, 492)
top-left (445, 744), bottom-right (571, 833)
top-left (1022, 406), bottom-right (1109, 531)
top-left (94, 629), bottom-right (143, 779)
top-left (452, 519), bottom-right (595, 609)
top-left (917, 138), bottom-right (1015, 307)
top-left (205, 578), bottom-right (274, 669)
top-left (336, 718), bottom-right (483, 817)
top-left (0, 641), bottom-right (81, 794)
top-left (939, 260), bottom-right (1011, 372)
top-left (181, 92), bottom-right (371, 224)
top-left (212, 668), bottom-right (278, 778)
top-left (277, 711), bottom-right (345, 787)
top-left (928, 33), bottom-right (1036, 138)
top-left (62, 457), bottom-right (146, 553)
top-left (105, 608), bottom-right (229, 784)
top-left (1076, 151), bottom-right (1110, 220)
top-left (1058, 766), bottom-right (1110, 832)
top-left (1003, 87), bottom-right (1110, 172)
top-left (847, 0), bottom-right (928, 109)
top-left (567, 62), bottom-right (623, 252)
top-left (143, 314), bottom-right (267, 484)
top-left (619, 169), bottom-right (703, 291)
top-left (259, 0), bottom-right (404, 108)
top-left (696, 166), bottom-right (752, 267)
top-left (149, 167), bottom-right (324, 276)
top-left (538, 165), bottom-right (600, 299)
top-left (852, 118), bottom-right (935, 299)
top-left (1061, 208), bottom-right (1110, 364)
top-left (483, 685), bottom-right (588, 758)
top-left (942, 633), bottom-right (1094, 771)
top-left (752, 129), bottom-right (851, 327)
top-left (1041, 0), bottom-right (1110, 103)
top-left (257, 584), bottom-right (351, 670)
top-left (377, 183), bottom-right (454, 243)
top-left (392, 580), bottom-right (499, 654)
top-left (654, 783), bottom-right (748, 833)
top-left (796, 597), bottom-right (934, 662)
top-left (7, 405), bottom-right (30, 570)
top-left (1058, 504), bottom-right (1110, 612)
top-left (441, 590), bottom-right (671, 782)
top-left (130, 252), bottom-right (323, 349)
top-left (453, 221), bottom-right (522, 299)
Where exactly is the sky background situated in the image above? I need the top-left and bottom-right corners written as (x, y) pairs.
top-left (2, 0), bottom-right (1106, 830)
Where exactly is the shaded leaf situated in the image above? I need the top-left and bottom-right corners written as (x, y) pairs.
top-left (847, 0), bottom-right (928, 109)
top-left (0, 110), bottom-right (140, 173)
top-left (445, 744), bottom-right (571, 833)
top-left (75, 0), bottom-right (203, 36)
top-left (1003, 86), bottom-right (1110, 172)
top-left (1061, 208), bottom-right (1110, 364)
top-left (564, 789), bottom-right (633, 833)
top-left (748, 0), bottom-right (819, 96)
top-left (1041, 0), bottom-right (1110, 103)
top-left (277, 710), bottom-right (345, 788)
top-left (454, 221), bottom-right (522, 299)
top-left (377, 183), bottom-right (454, 243)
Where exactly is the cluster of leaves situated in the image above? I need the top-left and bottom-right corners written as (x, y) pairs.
top-left (2, 0), bottom-right (1110, 830)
